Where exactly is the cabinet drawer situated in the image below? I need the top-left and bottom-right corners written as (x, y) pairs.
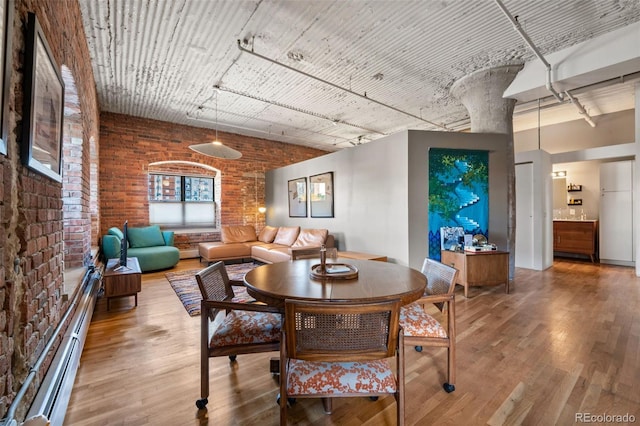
top-left (440, 250), bottom-right (466, 285)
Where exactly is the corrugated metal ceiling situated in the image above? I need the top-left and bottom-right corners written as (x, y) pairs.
top-left (79, 0), bottom-right (640, 151)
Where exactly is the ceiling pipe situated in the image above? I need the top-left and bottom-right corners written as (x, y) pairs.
top-left (494, 0), bottom-right (563, 102)
top-left (564, 91), bottom-right (596, 127)
top-left (237, 40), bottom-right (451, 131)
top-left (494, 0), bottom-right (597, 127)
top-left (186, 111), bottom-right (355, 146)
top-left (214, 84), bottom-right (386, 136)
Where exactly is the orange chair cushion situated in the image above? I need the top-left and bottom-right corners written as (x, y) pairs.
top-left (286, 359), bottom-right (396, 395)
top-left (210, 311), bottom-right (280, 347)
top-left (399, 302), bottom-right (447, 338)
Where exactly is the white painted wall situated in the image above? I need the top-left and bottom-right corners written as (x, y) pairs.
top-left (267, 131), bottom-right (409, 264)
top-left (514, 107), bottom-right (638, 272)
top-left (514, 150), bottom-right (553, 270)
top-left (515, 109), bottom-right (634, 154)
top-left (266, 130), bottom-right (510, 270)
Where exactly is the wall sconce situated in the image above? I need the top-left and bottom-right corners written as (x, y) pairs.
top-left (258, 206), bottom-right (266, 214)
top-left (552, 170), bottom-right (566, 179)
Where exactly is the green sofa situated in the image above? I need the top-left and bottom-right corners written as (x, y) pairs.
top-left (102, 225), bottom-right (180, 272)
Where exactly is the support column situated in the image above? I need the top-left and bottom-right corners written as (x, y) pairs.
top-left (450, 64), bottom-right (523, 279)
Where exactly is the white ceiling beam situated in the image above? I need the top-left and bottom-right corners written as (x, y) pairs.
top-left (505, 21), bottom-right (640, 103)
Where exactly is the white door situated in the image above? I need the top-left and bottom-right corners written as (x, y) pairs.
top-left (600, 190), bottom-right (633, 262)
top-left (515, 163), bottom-right (535, 269)
top-left (600, 160), bottom-right (633, 192)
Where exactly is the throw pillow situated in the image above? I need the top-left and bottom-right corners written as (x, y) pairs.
top-left (127, 225), bottom-right (166, 248)
top-left (273, 226), bottom-right (300, 246)
top-left (258, 226), bottom-right (278, 243)
top-left (292, 228), bottom-right (328, 247)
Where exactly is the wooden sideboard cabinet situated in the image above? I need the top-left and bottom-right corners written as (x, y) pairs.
top-left (553, 220), bottom-right (598, 262)
top-left (440, 250), bottom-right (509, 298)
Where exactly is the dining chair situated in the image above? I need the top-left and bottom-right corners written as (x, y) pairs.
top-left (399, 257), bottom-right (458, 393)
top-left (289, 246), bottom-right (338, 260)
top-left (279, 298), bottom-right (404, 426)
top-left (195, 261), bottom-right (281, 410)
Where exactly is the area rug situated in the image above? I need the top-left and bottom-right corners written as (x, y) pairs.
top-left (165, 262), bottom-right (261, 316)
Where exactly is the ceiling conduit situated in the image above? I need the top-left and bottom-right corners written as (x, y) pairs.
top-left (494, 0), bottom-right (597, 127)
top-left (237, 40), bottom-right (451, 131)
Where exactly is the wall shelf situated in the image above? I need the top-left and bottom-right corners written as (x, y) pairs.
top-left (567, 184), bottom-right (582, 192)
top-left (568, 199), bottom-right (582, 205)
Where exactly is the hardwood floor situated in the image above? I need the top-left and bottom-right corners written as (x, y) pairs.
top-left (65, 258), bottom-right (640, 425)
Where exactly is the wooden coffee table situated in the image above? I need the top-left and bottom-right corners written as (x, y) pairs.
top-left (103, 257), bottom-right (142, 310)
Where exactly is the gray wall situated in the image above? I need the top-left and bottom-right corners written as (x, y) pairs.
top-left (266, 130), bottom-right (509, 270)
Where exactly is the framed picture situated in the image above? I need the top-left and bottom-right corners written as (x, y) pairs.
top-left (288, 177), bottom-right (307, 217)
top-left (0, 0), bottom-right (13, 156)
top-left (21, 12), bottom-right (64, 182)
top-left (310, 172), bottom-right (334, 218)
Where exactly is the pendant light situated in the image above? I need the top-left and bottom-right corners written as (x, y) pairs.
top-left (189, 88), bottom-right (242, 159)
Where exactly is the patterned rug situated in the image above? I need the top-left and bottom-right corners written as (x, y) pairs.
top-left (165, 262), bottom-right (261, 316)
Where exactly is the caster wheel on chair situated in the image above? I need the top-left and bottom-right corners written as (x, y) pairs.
top-left (229, 355), bottom-right (237, 362)
top-left (276, 394), bottom-right (297, 406)
top-left (196, 398), bottom-right (208, 409)
top-left (443, 383), bottom-right (455, 393)
top-left (414, 346), bottom-right (423, 352)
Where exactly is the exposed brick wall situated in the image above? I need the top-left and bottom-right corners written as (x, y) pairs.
top-left (1, 0), bottom-right (100, 420)
top-left (99, 112), bottom-right (328, 252)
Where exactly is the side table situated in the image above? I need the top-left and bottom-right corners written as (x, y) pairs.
top-left (103, 257), bottom-right (142, 310)
top-left (337, 251), bottom-right (387, 262)
top-left (440, 250), bottom-right (509, 297)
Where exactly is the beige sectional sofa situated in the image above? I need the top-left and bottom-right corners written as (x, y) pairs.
top-left (198, 225), bottom-right (335, 264)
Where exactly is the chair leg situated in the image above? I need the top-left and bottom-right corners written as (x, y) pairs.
top-left (197, 304), bottom-right (210, 409)
top-left (444, 300), bottom-right (456, 393)
top-left (322, 397), bottom-right (333, 414)
top-left (280, 332), bottom-right (288, 426)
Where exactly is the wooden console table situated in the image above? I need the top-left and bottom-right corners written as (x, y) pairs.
top-left (337, 251), bottom-right (387, 262)
top-left (440, 250), bottom-right (509, 297)
top-left (103, 257), bottom-right (142, 310)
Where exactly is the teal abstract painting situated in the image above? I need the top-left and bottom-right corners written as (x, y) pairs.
top-left (428, 148), bottom-right (489, 260)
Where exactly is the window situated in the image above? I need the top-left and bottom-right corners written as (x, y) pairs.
top-left (148, 174), bottom-right (215, 227)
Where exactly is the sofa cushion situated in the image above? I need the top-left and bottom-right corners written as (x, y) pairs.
top-left (292, 228), bottom-right (328, 248)
top-left (221, 225), bottom-right (257, 243)
top-left (258, 226), bottom-right (278, 243)
top-left (127, 225), bottom-right (166, 248)
top-left (251, 245), bottom-right (292, 264)
top-left (199, 241), bottom-right (252, 260)
top-left (273, 226), bottom-right (300, 246)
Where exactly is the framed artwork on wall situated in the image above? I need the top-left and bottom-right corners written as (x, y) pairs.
top-left (21, 12), bottom-right (65, 182)
top-left (0, 0), bottom-right (13, 156)
top-left (427, 148), bottom-right (488, 261)
top-left (310, 172), bottom-right (334, 218)
top-left (288, 177), bottom-right (307, 217)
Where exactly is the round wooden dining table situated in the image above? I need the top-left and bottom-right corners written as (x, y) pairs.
top-left (243, 258), bottom-right (426, 309)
